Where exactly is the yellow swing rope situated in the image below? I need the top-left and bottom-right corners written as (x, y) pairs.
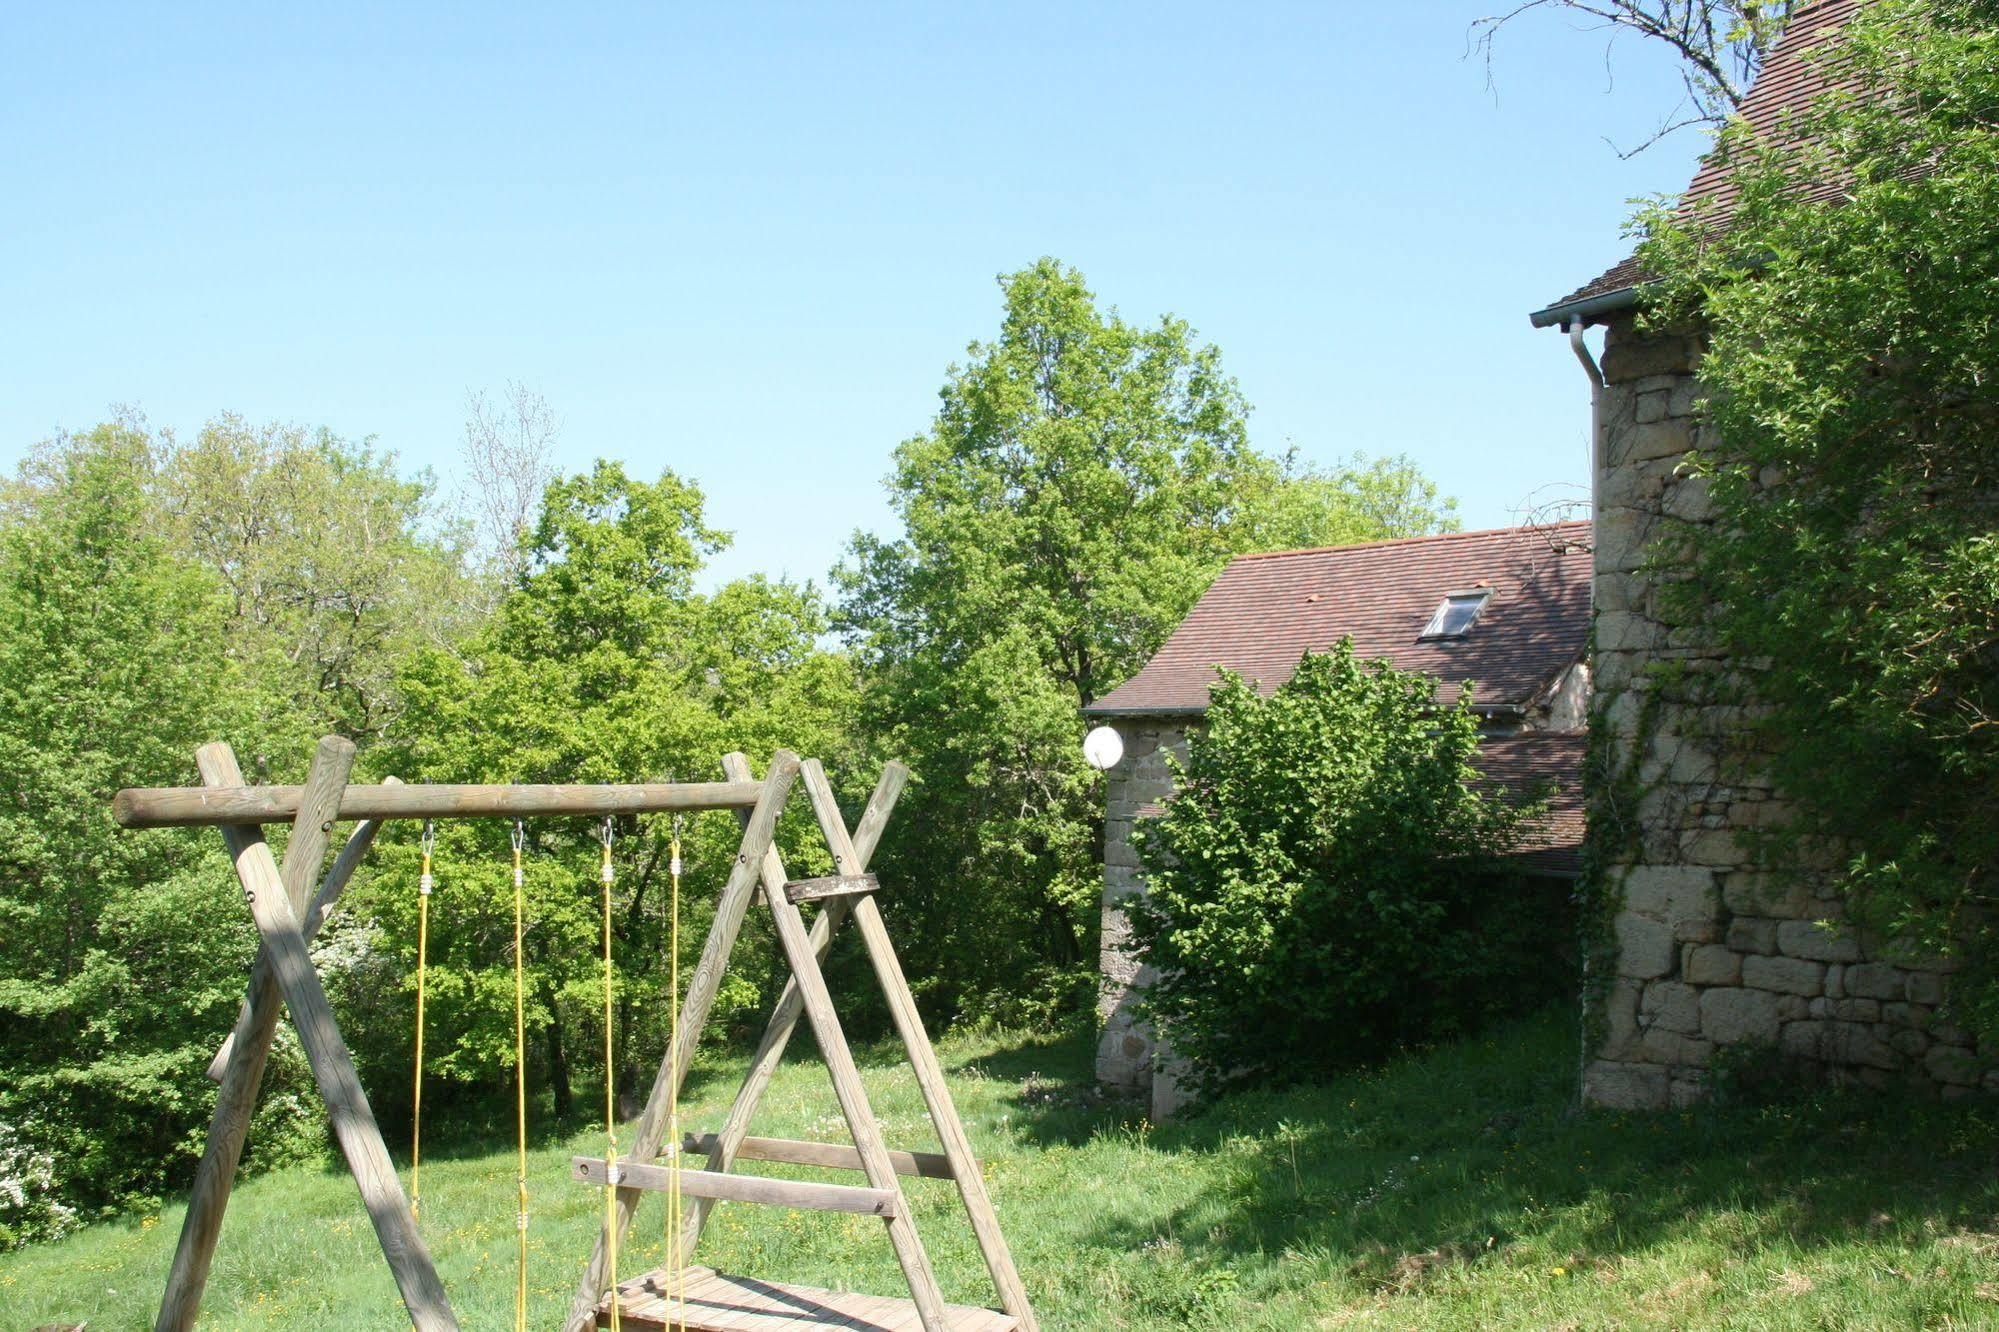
top-left (599, 817), bottom-right (622, 1332)
top-left (663, 810), bottom-right (686, 1313)
top-left (410, 820), bottom-right (435, 1221)
top-left (510, 820), bottom-right (530, 1332)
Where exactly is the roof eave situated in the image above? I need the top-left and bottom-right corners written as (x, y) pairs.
top-left (1528, 282), bottom-right (1643, 330)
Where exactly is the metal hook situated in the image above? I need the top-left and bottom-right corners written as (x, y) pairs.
top-left (599, 817), bottom-right (615, 850)
top-left (420, 820), bottom-right (436, 857)
top-left (510, 820), bottom-right (525, 854)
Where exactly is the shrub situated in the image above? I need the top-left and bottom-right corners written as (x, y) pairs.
top-left (1126, 643), bottom-right (1567, 1097)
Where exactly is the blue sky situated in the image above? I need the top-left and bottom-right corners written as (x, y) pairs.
top-left (1, 3), bottom-right (1708, 589)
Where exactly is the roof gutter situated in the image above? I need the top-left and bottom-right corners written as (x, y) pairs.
top-left (1527, 284), bottom-right (1641, 330)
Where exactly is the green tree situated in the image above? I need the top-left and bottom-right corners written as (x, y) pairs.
top-left (838, 259), bottom-right (1455, 1023)
top-left (0, 425), bottom-right (317, 1234)
top-left (1638, 0), bottom-right (1999, 1040)
top-left (156, 415), bottom-right (476, 752)
top-left (362, 461), bottom-right (855, 1122)
top-left (1127, 644), bottom-right (1556, 1096)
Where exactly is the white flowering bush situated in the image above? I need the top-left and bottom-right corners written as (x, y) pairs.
top-left (0, 1117), bottom-right (78, 1249)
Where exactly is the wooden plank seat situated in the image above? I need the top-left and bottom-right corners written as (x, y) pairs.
top-left (571, 1156), bottom-right (899, 1217)
top-left (681, 1132), bottom-right (959, 1181)
top-left (598, 1267), bottom-right (1019, 1332)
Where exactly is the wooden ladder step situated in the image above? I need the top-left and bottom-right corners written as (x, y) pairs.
top-left (571, 1156), bottom-right (900, 1217)
top-left (779, 872), bottom-right (879, 903)
top-left (682, 1132), bottom-right (958, 1181)
top-left (600, 1266), bottom-right (1019, 1332)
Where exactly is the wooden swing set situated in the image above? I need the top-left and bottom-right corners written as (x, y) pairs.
top-left (114, 737), bottom-right (1037, 1332)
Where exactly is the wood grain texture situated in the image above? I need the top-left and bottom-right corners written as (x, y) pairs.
top-left (782, 872), bottom-right (879, 903)
top-left (599, 1267), bottom-right (1017, 1332)
top-left (157, 739), bottom-right (368, 1332)
top-left (220, 741), bottom-right (457, 1330)
top-left (800, 759), bottom-right (1039, 1332)
top-left (559, 751), bottom-right (801, 1332)
top-left (679, 759), bottom-right (909, 1258)
top-left (570, 1157), bottom-right (900, 1216)
top-left (681, 1132), bottom-right (956, 1181)
top-left (206, 776), bottom-right (401, 1082)
top-left (113, 779), bottom-right (763, 828)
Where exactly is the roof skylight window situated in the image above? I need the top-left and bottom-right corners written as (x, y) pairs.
top-left (1420, 590), bottom-right (1490, 640)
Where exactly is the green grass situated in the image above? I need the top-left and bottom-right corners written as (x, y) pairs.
top-left (5, 1007), bottom-right (1997, 1329)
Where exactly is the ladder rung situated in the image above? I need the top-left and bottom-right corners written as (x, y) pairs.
top-left (682, 1132), bottom-right (958, 1181)
top-left (570, 1155), bottom-right (901, 1217)
top-left (779, 872), bottom-right (878, 904)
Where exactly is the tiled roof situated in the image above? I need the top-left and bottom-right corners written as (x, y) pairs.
top-left (1085, 522), bottom-right (1592, 717)
top-left (1477, 732), bottom-right (1587, 879)
top-left (1533, 0), bottom-right (1869, 324)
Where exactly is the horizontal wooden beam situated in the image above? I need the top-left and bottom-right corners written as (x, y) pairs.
top-left (682, 1132), bottom-right (956, 1181)
top-left (113, 780), bottom-right (764, 829)
top-left (568, 1156), bottom-right (899, 1217)
top-left (781, 873), bottom-right (879, 904)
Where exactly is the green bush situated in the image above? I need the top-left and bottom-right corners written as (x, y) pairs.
top-left (1127, 643), bottom-right (1567, 1097)
top-left (1637, 0), bottom-right (1999, 1042)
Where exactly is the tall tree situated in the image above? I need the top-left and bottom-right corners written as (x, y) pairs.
top-left (838, 259), bottom-right (1454, 1022)
top-left (461, 382), bottom-right (559, 587)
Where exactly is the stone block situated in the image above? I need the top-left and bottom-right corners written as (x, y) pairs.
top-left (1634, 390), bottom-right (1669, 424)
top-left (1780, 1020), bottom-right (1898, 1071)
top-left (1684, 944), bottom-right (1741, 986)
top-left (1829, 998), bottom-right (1880, 1023)
top-left (1641, 981), bottom-right (1701, 1034)
top-left (1602, 324), bottom-right (1700, 382)
top-left (1742, 953), bottom-right (1826, 997)
top-left (1883, 1001), bottom-right (1931, 1030)
top-left (1620, 866), bottom-right (1718, 927)
top-left (1906, 970), bottom-right (1945, 1006)
top-left (1582, 1059), bottom-right (1671, 1110)
top-left (1844, 963), bottom-right (1906, 1001)
top-left (1599, 977), bottom-right (1644, 1061)
top-left (1726, 917), bottom-right (1779, 955)
top-left (1778, 920), bottom-right (1862, 964)
top-left (1679, 828), bottom-right (1746, 868)
top-left (1661, 474), bottom-right (1715, 524)
top-left (1640, 1029), bottom-right (1714, 1065)
top-left (1722, 872), bottom-right (1812, 918)
top-left (1925, 1044), bottom-right (1981, 1087)
top-left (1615, 912), bottom-right (1677, 980)
top-left (1889, 1028), bottom-right (1929, 1058)
top-left (1700, 986), bottom-right (1780, 1044)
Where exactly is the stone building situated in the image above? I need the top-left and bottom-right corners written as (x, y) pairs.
top-left (1533, 0), bottom-right (1991, 1107)
top-left (1086, 523), bottom-right (1593, 1116)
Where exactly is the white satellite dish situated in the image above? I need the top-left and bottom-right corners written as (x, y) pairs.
top-left (1082, 724), bottom-right (1124, 772)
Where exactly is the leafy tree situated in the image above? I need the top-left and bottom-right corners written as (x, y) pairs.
top-left (362, 461), bottom-right (855, 1121)
top-left (1637, 0), bottom-right (1999, 1040)
top-left (156, 415), bottom-right (476, 750)
top-left (839, 260), bottom-right (1454, 1023)
top-left (0, 426), bottom-right (318, 1233)
top-left (1127, 644), bottom-right (1559, 1096)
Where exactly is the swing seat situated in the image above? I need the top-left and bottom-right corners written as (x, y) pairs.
top-left (599, 1266), bottom-right (1018, 1331)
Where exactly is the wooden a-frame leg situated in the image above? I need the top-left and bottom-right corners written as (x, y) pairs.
top-left (158, 739), bottom-right (395, 1332)
top-left (800, 759), bottom-right (1041, 1332)
top-left (204, 738), bottom-right (456, 1331)
top-left (756, 796), bottom-right (951, 1332)
top-left (206, 775), bottom-right (402, 1082)
top-left (678, 758), bottom-right (909, 1257)
top-left (560, 751), bottom-right (803, 1332)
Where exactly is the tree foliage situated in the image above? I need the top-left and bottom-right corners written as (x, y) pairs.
top-left (1127, 645), bottom-right (1563, 1097)
top-left (1637, 0), bottom-right (1999, 1039)
top-left (838, 260), bottom-right (1454, 1023)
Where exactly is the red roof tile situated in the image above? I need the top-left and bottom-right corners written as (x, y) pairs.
top-left (1477, 732), bottom-right (1587, 878)
top-left (1535, 0), bottom-right (1869, 322)
top-left (1085, 522), bottom-right (1592, 716)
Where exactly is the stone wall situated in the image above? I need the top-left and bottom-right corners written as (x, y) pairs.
top-left (1094, 714), bottom-right (1196, 1118)
top-left (1584, 314), bottom-right (1992, 1108)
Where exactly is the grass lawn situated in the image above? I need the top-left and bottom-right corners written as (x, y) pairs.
top-left (4, 1006), bottom-right (1996, 1330)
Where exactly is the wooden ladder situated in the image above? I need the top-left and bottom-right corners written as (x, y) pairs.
top-left (560, 755), bottom-right (1037, 1332)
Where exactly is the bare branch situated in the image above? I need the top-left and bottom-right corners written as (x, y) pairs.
top-left (461, 381), bottom-right (558, 585)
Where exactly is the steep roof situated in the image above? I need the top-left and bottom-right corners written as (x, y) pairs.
top-left (1085, 521), bottom-right (1593, 717)
top-left (1478, 732), bottom-right (1587, 878)
top-left (1531, 0), bottom-right (1869, 327)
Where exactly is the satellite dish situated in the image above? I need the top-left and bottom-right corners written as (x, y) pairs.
top-left (1082, 725), bottom-right (1124, 772)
